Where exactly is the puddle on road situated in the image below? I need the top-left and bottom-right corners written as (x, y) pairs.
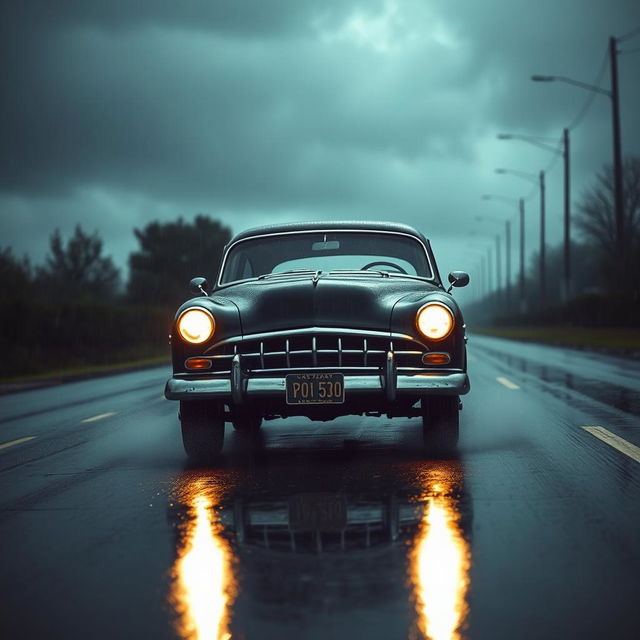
top-left (167, 458), bottom-right (471, 639)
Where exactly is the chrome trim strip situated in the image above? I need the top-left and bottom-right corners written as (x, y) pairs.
top-left (217, 229), bottom-right (437, 287)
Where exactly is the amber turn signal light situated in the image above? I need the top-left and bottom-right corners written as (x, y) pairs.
top-left (422, 352), bottom-right (451, 365)
top-left (185, 358), bottom-right (212, 370)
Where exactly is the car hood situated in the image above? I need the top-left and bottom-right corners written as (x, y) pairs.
top-left (219, 273), bottom-right (442, 335)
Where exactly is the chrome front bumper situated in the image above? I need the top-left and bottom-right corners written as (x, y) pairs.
top-left (165, 370), bottom-right (470, 402)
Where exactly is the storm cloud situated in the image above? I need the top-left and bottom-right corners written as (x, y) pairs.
top-left (1, 0), bottom-right (639, 279)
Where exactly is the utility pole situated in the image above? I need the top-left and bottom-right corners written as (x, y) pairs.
top-left (609, 36), bottom-right (625, 260)
top-left (505, 219), bottom-right (511, 305)
top-left (495, 234), bottom-right (501, 295)
top-left (539, 171), bottom-right (546, 302)
top-left (519, 198), bottom-right (525, 308)
top-left (563, 128), bottom-right (571, 300)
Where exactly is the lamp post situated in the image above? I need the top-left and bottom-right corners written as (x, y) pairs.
top-left (465, 248), bottom-right (488, 302)
top-left (470, 232), bottom-right (494, 296)
top-left (498, 131), bottom-right (571, 299)
top-left (482, 195), bottom-right (525, 308)
top-left (532, 35), bottom-right (624, 261)
top-left (494, 169), bottom-right (546, 302)
top-left (476, 214), bottom-right (512, 305)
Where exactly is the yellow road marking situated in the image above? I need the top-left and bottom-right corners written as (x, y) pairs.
top-left (582, 426), bottom-right (640, 464)
top-left (0, 436), bottom-right (36, 451)
top-left (82, 412), bottom-right (117, 423)
top-left (496, 376), bottom-right (520, 390)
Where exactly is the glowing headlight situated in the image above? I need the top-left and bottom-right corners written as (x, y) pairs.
top-left (416, 303), bottom-right (454, 341)
top-left (177, 308), bottom-right (215, 344)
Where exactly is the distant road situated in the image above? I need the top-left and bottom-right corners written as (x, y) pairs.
top-left (0, 337), bottom-right (639, 639)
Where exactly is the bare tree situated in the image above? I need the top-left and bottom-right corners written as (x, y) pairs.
top-left (575, 156), bottom-right (640, 292)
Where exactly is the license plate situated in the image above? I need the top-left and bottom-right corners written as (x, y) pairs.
top-left (285, 372), bottom-right (345, 405)
top-left (289, 493), bottom-right (347, 531)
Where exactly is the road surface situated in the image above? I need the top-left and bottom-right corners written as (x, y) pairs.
top-left (0, 334), bottom-right (639, 639)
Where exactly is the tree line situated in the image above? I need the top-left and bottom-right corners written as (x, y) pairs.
top-left (0, 215), bottom-right (232, 377)
top-left (1, 215), bottom-right (232, 307)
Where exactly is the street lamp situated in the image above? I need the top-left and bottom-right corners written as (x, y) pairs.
top-left (470, 232), bottom-right (494, 296)
top-left (482, 195), bottom-right (526, 308)
top-left (532, 36), bottom-right (624, 260)
top-left (493, 169), bottom-right (546, 302)
top-left (476, 213), bottom-right (512, 305)
top-left (498, 131), bottom-right (571, 299)
top-left (464, 245), bottom-right (489, 302)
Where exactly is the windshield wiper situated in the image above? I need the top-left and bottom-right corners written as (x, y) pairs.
top-left (257, 269), bottom-right (317, 280)
top-left (328, 269), bottom-right (390, 278)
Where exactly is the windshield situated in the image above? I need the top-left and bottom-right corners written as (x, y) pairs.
top-left (219, 231), bottom-right (433, 284)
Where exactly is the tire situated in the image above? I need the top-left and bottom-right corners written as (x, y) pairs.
top-left (421, 396), bottom-right (460, 457)
top-left (179, 400), bottom-right (225, 464)
top-left (231, 407), bottom-right (263, 432)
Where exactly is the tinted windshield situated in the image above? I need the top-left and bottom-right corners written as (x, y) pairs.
top-left (220, 231), bottom-right (433, 284)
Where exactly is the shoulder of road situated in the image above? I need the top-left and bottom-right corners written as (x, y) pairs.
top-left (0, 357), bottom-right (170, 396)
top-left (472, 326), bottom-right (640, 360)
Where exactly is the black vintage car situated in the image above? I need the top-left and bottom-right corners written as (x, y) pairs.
top-left (165, 221), bottom-right (470, 462)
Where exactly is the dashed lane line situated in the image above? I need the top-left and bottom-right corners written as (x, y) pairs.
top-left (82, 412), bottom-right (117, 424)
top-left (0, 436), bottom-right (36, 451)
top-left (496, 376), bottom-right (520, 390)
top-left (582, 426), bottom-right (640, 464)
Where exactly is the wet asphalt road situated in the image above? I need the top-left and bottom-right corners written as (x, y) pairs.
top-left (0, 334), bottom-right (639, 640)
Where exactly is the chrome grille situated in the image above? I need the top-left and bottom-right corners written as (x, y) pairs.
top-left (205, 330), bottom-right (426, 373)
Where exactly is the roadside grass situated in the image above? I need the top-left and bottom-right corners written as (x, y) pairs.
top-left (0, 353), bottom-right (170, 384)
top-left (472, 326), bottom-right (640, 355)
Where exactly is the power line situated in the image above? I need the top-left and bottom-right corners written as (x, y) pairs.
top-left (617, 25), bottom-right (640, 42)
top-left (567, 45), bottom-right (609, 131)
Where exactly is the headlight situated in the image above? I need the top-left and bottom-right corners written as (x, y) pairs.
top-left (416, 303), bottom-right (454, 340)
top-left (177, 308), bottom-right (215, 344)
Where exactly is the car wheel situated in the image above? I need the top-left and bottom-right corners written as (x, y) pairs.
top-left (231, 407), bottom-right (263, 432)
top-left (179, 400), bottom-right (225, 464)
top-left (421, 396), bottom-right (459, 457)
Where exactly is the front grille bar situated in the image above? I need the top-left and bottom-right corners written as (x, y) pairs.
top-left (203, 330), bottom-right (428, 373)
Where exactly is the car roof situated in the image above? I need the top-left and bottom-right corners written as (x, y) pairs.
top-left (228, 220), bottom-right (429, 245)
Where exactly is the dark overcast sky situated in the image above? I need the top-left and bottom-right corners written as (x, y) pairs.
top-left (1, 0), bottom-right (639, 287)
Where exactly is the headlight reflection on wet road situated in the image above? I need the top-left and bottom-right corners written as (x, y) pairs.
top-left (170, 480), bottom-right (236, 640)
top-left (410, 480), bottom-right (471, 640)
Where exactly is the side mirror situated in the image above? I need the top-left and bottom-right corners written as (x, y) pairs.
top-left (189, 276), bottom-right (209, 296)
top-left (446, 271), bottom-right (469, 293)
